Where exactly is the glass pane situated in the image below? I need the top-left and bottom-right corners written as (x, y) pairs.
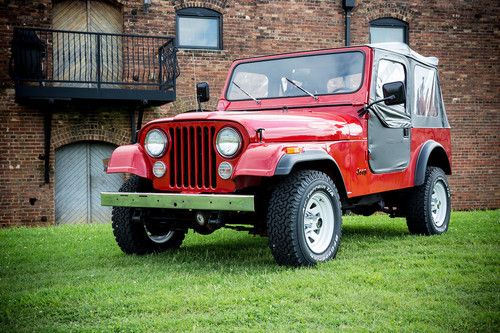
top-left (227, 52), bottom-right (365, 101)
top-left (178, 16), bottom-right (219, 48)
top-left (414, 65), bottom-right (438, 117)
top-left (376, 60), bottom-right (405, 98)
top-left (230, 72), bottom-right (269, 99)
top-left (370, 26), bottom-right (405, 43)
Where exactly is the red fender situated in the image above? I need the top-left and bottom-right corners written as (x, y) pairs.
top-left (233, 143), bottom-right (286, 177)
top-left (106, 144), bottom-right (152, 179)
top-left (233, 142), bottom-right (333, 177)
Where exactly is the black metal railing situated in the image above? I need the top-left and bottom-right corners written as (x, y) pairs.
top-left (10, 27), bottom-right (179, 95)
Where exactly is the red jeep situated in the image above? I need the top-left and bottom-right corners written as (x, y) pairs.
top-left (102, 43), bottom-right (452, 266)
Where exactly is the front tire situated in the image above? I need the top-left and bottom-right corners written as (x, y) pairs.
top-left (267, 170), bottom-right (342, 267)
top-left (112, 176), bottom-right (186, 255)
top-left (406, 167), bottom-right (451, 235)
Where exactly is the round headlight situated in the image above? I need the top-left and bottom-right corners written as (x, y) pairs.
top-left (216, 127), bottom-right (242, 158)
top-left (145, 129), bottom-right (167, 157)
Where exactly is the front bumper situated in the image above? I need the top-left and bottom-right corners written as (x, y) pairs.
top-left (100, 192), bottom-right (255, 212)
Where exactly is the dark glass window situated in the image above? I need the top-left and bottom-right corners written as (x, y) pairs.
top-left (370, 18), bottom-right (409, 44)
top-left (176, 8), bottom-right (222, 50)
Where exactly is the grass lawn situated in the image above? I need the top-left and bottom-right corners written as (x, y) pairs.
top-left (0, 210), bottom-right (499, 332)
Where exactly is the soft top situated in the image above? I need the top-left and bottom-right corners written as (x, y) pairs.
top-left (367, 42), bottom-right (439, 67)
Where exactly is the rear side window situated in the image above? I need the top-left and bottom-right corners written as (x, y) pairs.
top-left (414, 65), bottom-right (439, 117)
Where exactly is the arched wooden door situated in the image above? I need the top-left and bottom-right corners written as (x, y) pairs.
top-left (52, 0), bottom-right (123, 86)
top-left (55, 142), bottom-right (124, 224)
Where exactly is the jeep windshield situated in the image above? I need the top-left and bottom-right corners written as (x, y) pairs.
top-left (226, 51), bottom-right (365, 102)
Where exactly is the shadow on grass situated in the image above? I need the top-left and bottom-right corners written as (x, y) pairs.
top-left (144, 234), bottom-right (278, 271)
top-left (110, 222), bottom-right (412, 271)
top-left (342, 223), bottom-right (409, 239)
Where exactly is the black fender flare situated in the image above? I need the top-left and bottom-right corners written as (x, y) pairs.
top-left (414, 140), bottom-right (451, 186)
top-left (274, 150), bottom-right (347, 197)
top-left (274, 150), bottom-right (336, 176)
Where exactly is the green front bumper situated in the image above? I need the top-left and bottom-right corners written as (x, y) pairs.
top-left (100, 192), bottom-right (255, 212)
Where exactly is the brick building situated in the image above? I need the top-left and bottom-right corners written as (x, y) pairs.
top-left (0, 0), bottom-right (498, 226)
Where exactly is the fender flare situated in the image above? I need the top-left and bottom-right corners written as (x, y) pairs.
top-left (106, 144), bottom-right (152, 179)
top-left (274, 149), bottom-right (347, 197)
top-left (274, 150), bottom-right (336, 175)
top-left (414, 140), bottom-right (451, 186)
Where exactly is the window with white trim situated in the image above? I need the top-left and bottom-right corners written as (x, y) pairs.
top-left (370, 18), bottom-right (409, 44)
top-left (176, 8), bottom-right (222, 50)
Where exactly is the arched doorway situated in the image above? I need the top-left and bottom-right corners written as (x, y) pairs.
top-left (55, 142), bottom-right (123, 224)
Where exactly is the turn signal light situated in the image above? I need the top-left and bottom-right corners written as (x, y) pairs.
top-left (285, 147), bottom-right (304, 154)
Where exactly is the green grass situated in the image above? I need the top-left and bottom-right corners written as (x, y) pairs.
top-left (0, 211), bottom-right (499, 332)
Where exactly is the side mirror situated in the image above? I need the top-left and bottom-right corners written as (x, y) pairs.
top-left (196, 82), bottom-right (210, 103)
top-left (382, 81), bottom-right (406, 106)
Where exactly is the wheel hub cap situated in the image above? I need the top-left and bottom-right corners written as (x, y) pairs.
top-left (304, 192), bottom-right (334, 254)
top-left (144, 225), bottom-right (174, 244)
top-left (431, 180), bottom-right (447, 227)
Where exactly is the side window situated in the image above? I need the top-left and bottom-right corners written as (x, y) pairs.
top-left (414, 65), bottom-right (439, 117)
top-left (376, 59), bottom-right (406, 101)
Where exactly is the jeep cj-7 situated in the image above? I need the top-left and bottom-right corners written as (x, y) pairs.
top-left (101, 43), bottom-right (452, 267)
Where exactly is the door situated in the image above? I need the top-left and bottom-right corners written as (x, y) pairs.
top-left (55, 142), bottom-right (123, 224)
top-left (368, 56), bottom-right (411, 173)
top-left (52, 0), bottom-right (123, 86)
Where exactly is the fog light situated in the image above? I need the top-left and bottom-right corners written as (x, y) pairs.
top-left (152, 161), bottom-right (166, 178)
top-left (218, 162), bottom-right (233, 180)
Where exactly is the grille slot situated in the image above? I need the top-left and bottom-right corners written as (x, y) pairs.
top-left (168, 125), bottom-right (217, 190)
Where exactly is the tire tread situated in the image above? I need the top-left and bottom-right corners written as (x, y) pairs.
top-left (111, 176), bottom-right (185, 255)
top-left (267, 170), bottom-right (341, 266)
top-left (406, 167), bottom-right (450, 235)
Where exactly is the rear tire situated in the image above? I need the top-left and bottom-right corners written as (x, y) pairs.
top-left (267, 170), bottom-right (342, 267)
top-left (112, 176), bottom-right (186, 255)
top-left (406, 167), bottom-right (451, 235)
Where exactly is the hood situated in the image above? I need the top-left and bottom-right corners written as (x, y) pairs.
top-left (145, 108), bottom-right (363, 142)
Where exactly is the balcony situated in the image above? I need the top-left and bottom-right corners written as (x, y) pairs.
top-left (10, 27), bottom-right (179, 106)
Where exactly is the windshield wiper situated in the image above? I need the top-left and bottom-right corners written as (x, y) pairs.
top-left (231, 81), bottom-right (261, 104)
top-left (285, 77), bottom-right (318, 100)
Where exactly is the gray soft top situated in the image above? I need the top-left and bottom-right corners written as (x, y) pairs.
top-left (366, 42), bottom-right (439, 67)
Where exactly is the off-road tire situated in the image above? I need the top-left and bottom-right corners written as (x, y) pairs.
top-left (406, 167), bottom-right (451, 235)
top-left (112, 176), bottom-right (186, 255)
top-left (267, 170), bottom-right (342, 267)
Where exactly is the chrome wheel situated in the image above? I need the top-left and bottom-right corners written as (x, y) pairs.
top-left (431, 180), bottom-right (447, 227)
top-left (144, 225), bottom-right (174, 244)
top-left (303, 191), bottom-right (335, 254)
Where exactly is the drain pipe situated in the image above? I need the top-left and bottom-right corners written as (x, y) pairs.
top-left (342, 0), bottom-right (356, 46)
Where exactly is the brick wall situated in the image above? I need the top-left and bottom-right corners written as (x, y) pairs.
top-left (0, 0), bottom-right (498, 225)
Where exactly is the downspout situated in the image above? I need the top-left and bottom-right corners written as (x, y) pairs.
top-left (342, 0), bottom-right (356, 46)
